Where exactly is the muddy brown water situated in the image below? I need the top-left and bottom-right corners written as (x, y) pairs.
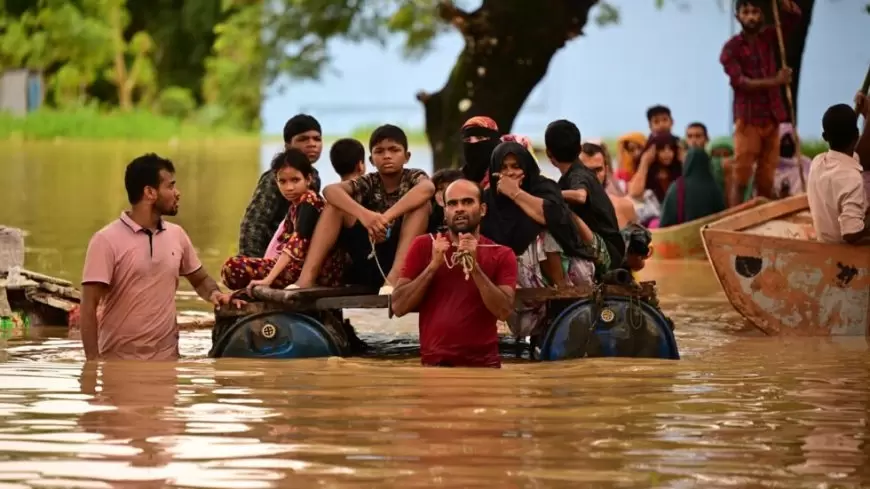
top-left (1, 142), bottom-right (869, 488)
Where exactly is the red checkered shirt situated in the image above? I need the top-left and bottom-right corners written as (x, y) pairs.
top-left (719, 6), bottom-right (801, 127)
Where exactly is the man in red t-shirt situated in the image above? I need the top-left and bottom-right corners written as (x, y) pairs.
top-left (391, 179), bottom-right (517, 367)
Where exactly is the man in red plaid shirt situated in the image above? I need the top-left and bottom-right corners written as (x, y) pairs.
top-left (720, 0), bottom-right (801, 207)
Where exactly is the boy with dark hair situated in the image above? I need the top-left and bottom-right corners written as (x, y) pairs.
top-left (291, 124), bottom-right (435, 291)
top-left (544, 119), bottom-right (625, 272)
top-left (329, 138), bottom-right (366, 181)
top-left (238, 114), bottom-right (324, 257)
top-left (806, 96), bottom-right (870, 245)
top-left (80, 154), bottom-right (235, 360)
top-left (646, 105), bottom-right (674, 134)
top-left (428, 168), bottom-right (464, 233)
top-left (685, 122), bottom-right (709, 150)
top-left (720, 0), bottom-right (801, 207)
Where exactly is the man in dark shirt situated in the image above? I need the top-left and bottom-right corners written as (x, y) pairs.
top-left (719, 0), bottom-right (801, 207)
top-left (391, 179), bottom-right (517, 368)
top-left (237, 114), bottom-right (324, 257)
top-left (544, 120), bottom-right (624, 273)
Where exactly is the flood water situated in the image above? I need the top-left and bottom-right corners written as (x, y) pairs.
top-left (2, 141), bottom-right (870, 488)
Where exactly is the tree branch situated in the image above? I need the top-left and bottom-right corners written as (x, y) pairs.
top-left (436, 1), bottom-right (470, 33)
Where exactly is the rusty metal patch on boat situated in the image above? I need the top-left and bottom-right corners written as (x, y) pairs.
top-left (835, 263), bottom-right (858, 287)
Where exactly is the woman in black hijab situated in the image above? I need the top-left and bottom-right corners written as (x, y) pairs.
top-left (481, 141), bottom-right (597, 338)
top-left (459, 116), bottom-right (502, 184)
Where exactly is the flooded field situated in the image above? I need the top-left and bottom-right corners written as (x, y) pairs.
top-left (1, 142), bottom-right (868, 488)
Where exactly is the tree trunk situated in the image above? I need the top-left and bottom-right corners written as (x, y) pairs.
top-left (418, 0), bottom-right (598, 170)
top-left (109, 3), bottom-right (133, 111)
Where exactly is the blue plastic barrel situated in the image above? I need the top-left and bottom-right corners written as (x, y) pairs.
top-left (539, 296), bottom-right (679, 361)
top-left (212, 312), bottom-right (344, 359)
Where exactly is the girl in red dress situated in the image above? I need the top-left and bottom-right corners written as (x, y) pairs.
top-left (221, 149), bottom-right (346, 290)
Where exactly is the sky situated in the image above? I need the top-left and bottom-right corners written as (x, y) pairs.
top-left (261, 0), bottom-right (870, 142)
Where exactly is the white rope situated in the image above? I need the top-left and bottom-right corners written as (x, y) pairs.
top-left (368, 232), bottom-right (502, 284)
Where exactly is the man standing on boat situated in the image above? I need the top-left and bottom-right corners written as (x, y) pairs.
top-left (80, 154), bottom-right (238, 361)
top-left (719, 0), bottom-right (801, 207)
top-left (238, 114), bottom-right (323, 257)
top-left (391, 179), bottom-right (517, 368)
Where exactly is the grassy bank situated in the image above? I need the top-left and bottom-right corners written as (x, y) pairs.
top-left (3, 110), bottom-right (830, 158)
top-left (0, 109), bottom-right (257, 141)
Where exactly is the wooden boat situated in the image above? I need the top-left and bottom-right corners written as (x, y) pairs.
top-left (211, 278), bottom-right (680, 361)
top-left (651, 197), bottom-right (769, 259)
top-left (701, 194), bottom-right (869, 336)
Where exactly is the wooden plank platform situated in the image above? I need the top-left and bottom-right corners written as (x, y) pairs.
top-left (216, 281), bottom-right (657, 318)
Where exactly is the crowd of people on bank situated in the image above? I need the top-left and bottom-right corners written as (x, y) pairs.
top-left (76, 0), bottom-right (870, 367)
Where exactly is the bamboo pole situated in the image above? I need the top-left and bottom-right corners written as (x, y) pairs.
top-left (771, 0), bottom-right (804, 190)
top-left (856, 63), bottom-right (870, 112)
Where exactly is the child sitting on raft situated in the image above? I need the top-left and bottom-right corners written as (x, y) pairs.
top-left (221, 149), bottom-right (346, 290)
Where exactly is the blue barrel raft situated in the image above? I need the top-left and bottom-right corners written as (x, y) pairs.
top-left (539, 295), bottom-right (679, 361)
top-left (211, 311), bottom-right (347, 359)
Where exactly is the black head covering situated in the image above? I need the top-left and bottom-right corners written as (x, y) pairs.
top-left (481, 142), bottom-right (588, 258)
top-left (460, 124), bottom-right (501, 183)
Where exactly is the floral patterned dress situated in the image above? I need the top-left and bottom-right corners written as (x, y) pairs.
top-left (221, 191), bottom-right (346, 289)
top-left (509, 232), bottom-right (595, 338)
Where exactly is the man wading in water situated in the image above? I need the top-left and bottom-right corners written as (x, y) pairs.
top-left (238, 114), bottom-right (323, 257)
top-left (80, 154), bottom-right (239, 361)
top-left (391, 179), bottom-right (517, 368)
top-left (719, 0), bottom-right (801, 207)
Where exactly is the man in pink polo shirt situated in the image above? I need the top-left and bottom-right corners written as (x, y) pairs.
top-left (80, 153), bottom-right (237, 360)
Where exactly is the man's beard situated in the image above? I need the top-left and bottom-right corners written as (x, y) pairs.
top-left (741, 21), bottom-right (760, 34)
top-left (447, 216), bottom-right (479, 234)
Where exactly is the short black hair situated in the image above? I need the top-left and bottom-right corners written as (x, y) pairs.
top-left (687, 122), bottom-right (709, 138)
top-left (581, 142), bottom-right (604, 156)
top-left (544, 119), bottom-right (582, 163)
top-left (270, 148), bottom-right (314, 178)
top-left (822, 104), bottom-right (859, 152)
top-left (736, 0), bottom-right (764, 11)
top-left (646, 105), bottom-right (672, 122)
top-left (431, 168), bottom-right (463, 190)
top-left (369, 124), bottom-right (408, 150)
top-left (125, 153), bottom-right (175, 205)
top-left (443, 178), bottom-right (484, 203)
top-left (283, 114), bottom-right (321, 143)
top-left (329, 138), bottom-right (365, 177)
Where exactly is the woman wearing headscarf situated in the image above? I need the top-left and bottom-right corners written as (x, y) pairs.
top-left (481, 141), bottom-right (596, 338)
top-left (773, 123), bottom-right (811, 198)
top-left (626, 133), bottom-right (683, 227)
top-left (658, 148), bottom-right (727, 227)
top-left (614, 132), bottom-right (647, 182)
top-left (460, 116), bottom-right (501, 185)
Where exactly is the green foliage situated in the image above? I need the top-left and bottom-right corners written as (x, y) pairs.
top-left (202, 2), bottom-right (263, 130)
top-left (260, 0), bottom-right (454, 85)
top-left (0, 107), bottom-right (253, 140)
top-left (156, 87), bottom-right (197, 119)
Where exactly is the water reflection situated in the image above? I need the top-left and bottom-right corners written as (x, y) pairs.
top-left (3, 142), bottom-right (870, 487)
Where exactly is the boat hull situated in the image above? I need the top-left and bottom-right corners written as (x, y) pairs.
top-left (702, 195), bottom-right (870, 336)
top-left (651, 198), bottom-right (768, 259)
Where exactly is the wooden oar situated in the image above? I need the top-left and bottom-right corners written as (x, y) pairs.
top-left (771, 0), bottom-right (804, 190)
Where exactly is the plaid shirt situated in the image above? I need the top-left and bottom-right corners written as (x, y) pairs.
top-left (238, 167), bottom-right (321, 257)
top-left (719, 5), bottom-right (800, 126)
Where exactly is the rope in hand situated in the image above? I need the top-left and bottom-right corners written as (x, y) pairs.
top-left (367, 231), bottom-right (501, 284)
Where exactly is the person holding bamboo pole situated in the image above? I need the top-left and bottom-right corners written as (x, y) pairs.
top-left (719, 0), bottom-right (801, 208)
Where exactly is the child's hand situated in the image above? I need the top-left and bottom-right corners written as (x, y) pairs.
top-left (247, 278), bottom-right (273, 294)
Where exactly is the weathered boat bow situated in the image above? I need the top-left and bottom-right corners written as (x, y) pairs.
top-left (701, 194), bottom-right (870, 336)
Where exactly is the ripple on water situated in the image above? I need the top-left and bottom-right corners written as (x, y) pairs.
top-left (1, 294), bottom-right (870, 487)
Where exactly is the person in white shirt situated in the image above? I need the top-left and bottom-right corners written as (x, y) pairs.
top-left (806, 94), bottom-right (870, 244)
